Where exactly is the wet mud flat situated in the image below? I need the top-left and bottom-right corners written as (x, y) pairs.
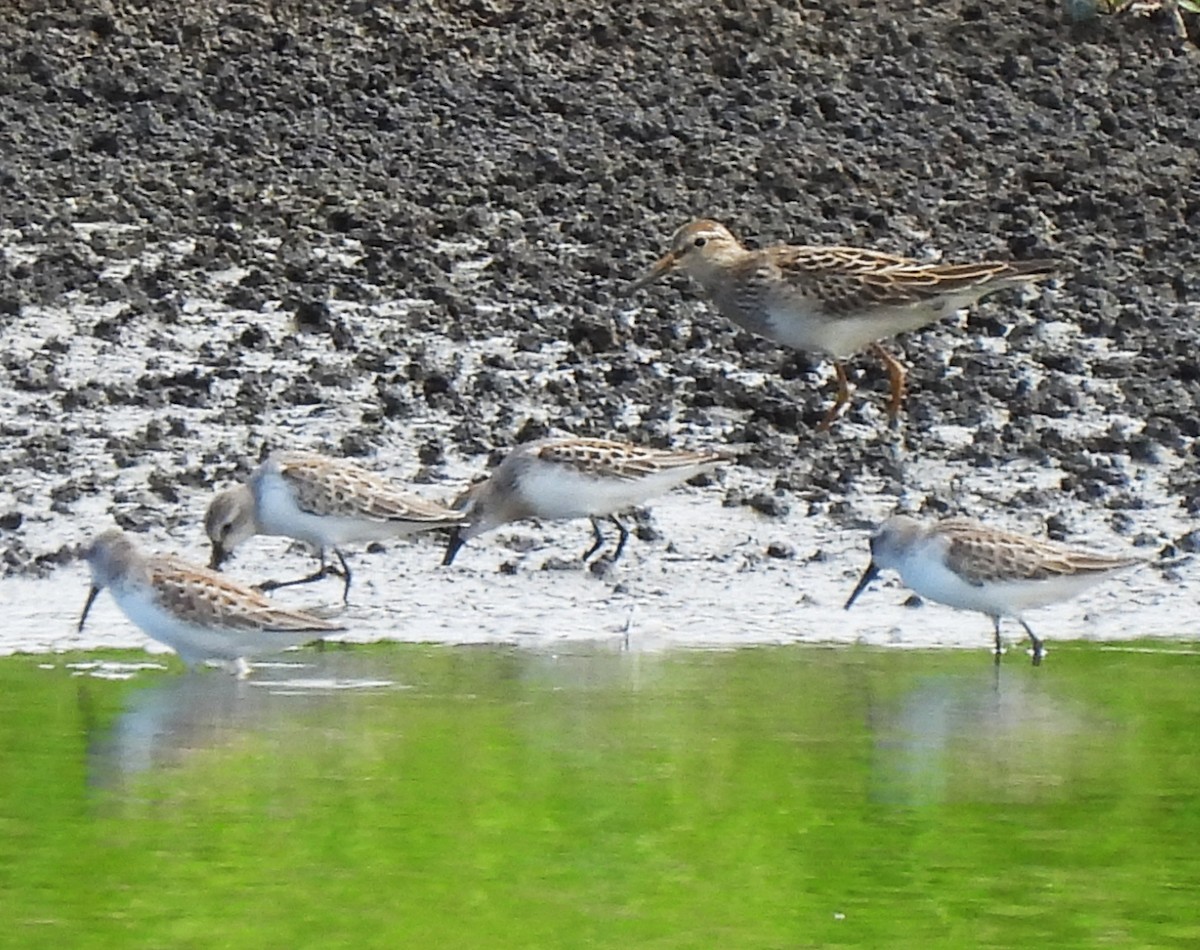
top-left (0, 1), bottom-right (1196, 654)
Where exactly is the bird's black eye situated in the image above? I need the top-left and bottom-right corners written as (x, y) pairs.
top-left (693, 237), bottom-right (707, 248)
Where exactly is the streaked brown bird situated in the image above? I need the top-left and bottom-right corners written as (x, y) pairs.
top-left (633, 219), bottom-right (1056, 429)
top-left (844, 515), bottom-right (1144, 664)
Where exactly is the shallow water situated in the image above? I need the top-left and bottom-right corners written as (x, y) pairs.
top-left (1, 232), bottom-right (1196, 947)
top-left (4, 644), bottom-right (1199, 947)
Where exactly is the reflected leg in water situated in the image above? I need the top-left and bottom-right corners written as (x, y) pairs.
top-left (993, 617), bottom-right (1046, 667)
top-left (1021, 620), bottom-right (1045, 667)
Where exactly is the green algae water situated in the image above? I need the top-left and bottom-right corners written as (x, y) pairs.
top-left (2, 643), bottom-right (1198, 949)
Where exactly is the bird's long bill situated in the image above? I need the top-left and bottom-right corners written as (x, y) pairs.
top-left (77, 585), bottom-right (102, 633)
top-left (628, 250), bottom-right (678, 291)
top-left (843, 561), bottom-right (881, 611)
top-left (442, 527), bottom-right (466, 566)
top-left (208, 542), bottom-right (227, 571)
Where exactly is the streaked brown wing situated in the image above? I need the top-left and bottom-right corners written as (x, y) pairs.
top-left (939, 519), bottom-right (1129, 585)
top-left (534, 438), bottom-right (722, 480)
top-left (278, 458), bottom-right (351, 516)
top-left (768, 247), bottom-right (1052, 315)
top-left (152, 556), bottom-right (344, 632)
top-left (534, 439), bottom-right (644, 480)
top-left (279, 457), bottom-right (461, 524)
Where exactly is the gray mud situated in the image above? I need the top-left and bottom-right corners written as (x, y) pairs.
top-left (0, 1), bottom-right (1197, 657)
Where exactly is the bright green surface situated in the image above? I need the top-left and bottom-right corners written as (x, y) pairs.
top-left (1, 644), bottom-right (1198, 949)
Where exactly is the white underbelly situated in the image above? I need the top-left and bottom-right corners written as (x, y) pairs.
top-left (519, 466), bottom-right (695, 520)
top-left (899, 557), bottom-right (1108, 618)
top-left (256, 478), bottom-right (408, 547)
top-left (764, 305), bottom-right (950, 359)
top-left (110, 587), bottom-right (316, 663)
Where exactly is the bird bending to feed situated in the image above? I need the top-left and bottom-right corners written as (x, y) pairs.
top-left (632, 219), bottom-right (1055, 429)
top-left (205, 451), bottom-right (465, 603)
top-left (843, 515), bottom-right (1144, 664)
top-left (78, 528), bottom-right (344, 676)
top-left (443, 436), bottom-right (732, 565)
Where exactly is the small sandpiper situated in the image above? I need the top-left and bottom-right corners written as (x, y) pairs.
top-left (443, 436), bottom-right (731, 565)
top-left (79, 528), bottom-right (344, 676)
top-left (632, 219), bottom-right (1055, 428)
top-left (844, 515), bottom-right (1144, 664)
top-left (205, 451), bottom-right (465, 602)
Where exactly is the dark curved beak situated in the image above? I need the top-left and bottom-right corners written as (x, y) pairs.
top-left (209, 543), bottom-right (227, 571)
top-left (629, 249), bottom-right (679, 292)
top-left (844, 561), bottom-right (880, 611)
top-left (442, 527), bottom-right (466, 566)
top-left (78, 585), bottom-right (102, 633)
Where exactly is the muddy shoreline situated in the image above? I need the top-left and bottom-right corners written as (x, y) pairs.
top-left (0, 1), bottom-right (1196, 652)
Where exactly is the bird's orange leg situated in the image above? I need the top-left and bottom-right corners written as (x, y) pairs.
top-left (818, 361), bottom-right (852, 431)
top-left (871, 343), bottom-right (907, 421)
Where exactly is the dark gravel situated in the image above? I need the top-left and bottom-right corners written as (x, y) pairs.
top-left (1, 0), bottom-right (1197, 576)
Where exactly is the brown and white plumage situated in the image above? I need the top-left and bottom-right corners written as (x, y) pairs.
top-left (633, 219), bottom-right (1055, 428)
top-left (443, 437), bottom-right (731, 565)
top-left (268, 453), bottom-right (462, 525)
top-left (205, 451), bottom-right (464, 602)
top-left (933, 518), bottom-right (1141, 587)
top-left (844, 515), bottom-right (1144, 663)
top-left (79, 528), bottom-right (343, 675)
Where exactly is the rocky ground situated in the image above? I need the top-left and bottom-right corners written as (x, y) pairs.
top-left (0, 1), bottom-right (1197, 649)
